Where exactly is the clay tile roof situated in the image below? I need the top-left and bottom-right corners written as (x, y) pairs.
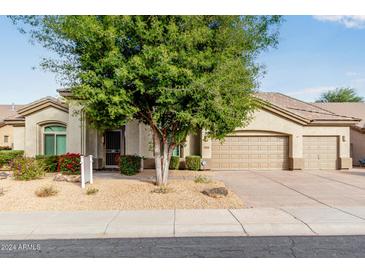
top-left (255, 92), bottom-right (358, 122)
top-left (313, 102), bottom-right (365, 129)
top-left (0, 104), bottom-right (24, 124)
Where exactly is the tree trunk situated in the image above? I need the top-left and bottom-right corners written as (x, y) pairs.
top-left (161, 140), bottom-right (174, 185)
top-left (152, 127), bottom-right (174, 186)
top-left (153, 129), bottom-right (163, 185)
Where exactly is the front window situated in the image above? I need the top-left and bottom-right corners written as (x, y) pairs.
top-left (44, 125), bottom-right (67, 155)
top-left (4, 135), bottom-right (8, 144)
top-left (172, 145), bottom-right (181, 157)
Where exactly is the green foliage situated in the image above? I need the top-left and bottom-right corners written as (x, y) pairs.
top-left (185, 155), bottom-right (201, 171)
top-left (86, 186), bottom-right (99, 195)
top-left (11, 157), bottom-right (45, 181)
top-left (11, 15), bottom-right (281, 141)
top-left (119, 155), bottom-right (142, 175)
top-left (35, 185), bottom-right (58, 197)
top-left (35, 155), bottom-right (59, 172)
top-left (194, 175), bottom-right (212, 184)
top-left (169, 155), bottom-right (180, 170)
top-left (0, 150), bottom-right (24, 167)
top-left (58, 153), bottom-right (81, 175)
top-left (316, 88), bottom-right (364, 103)
top-left (11, 15), bottom-right (282, 183)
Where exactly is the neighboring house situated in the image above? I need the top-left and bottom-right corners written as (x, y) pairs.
top-left (4, 90), bottom-right (359, 170)
top-left (314, 102), bottom-right (365, 166)
top-left (0, 104), bottom-right (24, 148)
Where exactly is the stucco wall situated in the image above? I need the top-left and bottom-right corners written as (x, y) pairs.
top-left (67, 101), bottom-right (83, 154)
top-left (0, 125), bottom-right (14, 148)
top-left (24, 107), bottom-right (69, 156)
top-left (125, 120), bottom-right (140, 155)
top-left (13, 126), bottom-right (25, 150)
top-left (350, 129), bottom-right (365, 165)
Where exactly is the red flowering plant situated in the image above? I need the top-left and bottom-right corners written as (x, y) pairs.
top-left (58, 153), bottom-right (81, 175)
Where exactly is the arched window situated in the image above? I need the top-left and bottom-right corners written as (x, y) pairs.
top-left (44, 125), bottom-right (67, 155)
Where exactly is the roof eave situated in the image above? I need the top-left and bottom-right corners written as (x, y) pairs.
top-left (17, 98), bottom-right (68, 116)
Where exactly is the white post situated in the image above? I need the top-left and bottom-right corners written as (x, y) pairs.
top-left (89, 155), bottom-right (93, 185)
top-left (80, 155), bottom-right (85, 189)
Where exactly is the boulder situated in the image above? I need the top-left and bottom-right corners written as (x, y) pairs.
top-left (0, 172), bottom-right (9, 180)
top-left (66, 175), bottom-right (81, 182)
top-left (202, 187), bottom-right (228, 198)
top-left (53, 174), bottom-right (67, 181)
top-left (53, 174), bottom-right (81, 183)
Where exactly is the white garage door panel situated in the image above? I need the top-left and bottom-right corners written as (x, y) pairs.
top-left (211, 136), bottom-right (289, 170)
top-left (303, 136), bottom-right (338, 170)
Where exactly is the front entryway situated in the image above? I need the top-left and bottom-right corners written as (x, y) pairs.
top-left (105, 129), bottom-right (124, 167)
top-left (211, 135), bottom-right (289, 169)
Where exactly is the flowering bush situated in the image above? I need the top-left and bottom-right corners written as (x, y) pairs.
top-left (11, 157), bottom-right (45, 181)
top-left (58, 153), bottom-right (81, 175)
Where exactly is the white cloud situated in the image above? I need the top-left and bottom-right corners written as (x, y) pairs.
top-left (346, 71), bottom-right (360, 77)
top-left (313, 16), bottom-right (365, 29)
top-left (287, 86), bottom-right (336, 96)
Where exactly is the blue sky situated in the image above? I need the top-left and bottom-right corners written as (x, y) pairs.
top-left (0, 15), bottom-right (365, 104)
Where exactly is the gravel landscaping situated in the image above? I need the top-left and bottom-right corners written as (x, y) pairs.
top-left (0, 172), bottom-right (243, 211)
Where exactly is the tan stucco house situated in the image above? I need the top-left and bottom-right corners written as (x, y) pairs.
top-left (0, 104), bottom-right (24, 148)
top-left (314, 102), bottom-right (365, 166)
top-left (2, 90), bottom-right (359, 170)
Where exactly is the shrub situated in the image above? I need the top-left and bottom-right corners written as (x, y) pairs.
top-left (194, 175), bottom-right (211, 184)
top-left (35, 155), bottom-right (59, 172)
top-left (169, 156), bottom-right (180, 170)
top-left (35, 185), bottom-right (58, 197)
top-left (0, 146), bottom-right (12, 151)
top-left (11, 157), bottom-right (45, 181)
top-left (185, 155), bottom-right (201, 171)
top-left (0, 150), bottom-right (24, 167)
top-left (58, 153), bottom-right (81, 175)
top-left (119, 155), bottom-right (142, 176)
top-left (86, 187), bottom-right (99, 195)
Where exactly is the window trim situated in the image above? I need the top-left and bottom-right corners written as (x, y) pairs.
top-left (3, 135), bottom-right (9, 144)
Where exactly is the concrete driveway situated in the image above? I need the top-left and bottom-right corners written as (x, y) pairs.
top-left (214, 169), bottom-right (365, 209)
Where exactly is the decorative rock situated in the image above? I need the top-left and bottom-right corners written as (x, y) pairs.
top-left (53, 174), bottom-right (81, 183)
top-left (202, 187), bottom-right (228, 198)
top-left (0, 172), bottom-right (9, 180)
top-left (66, 175), bottom-right (81, 183)
top-left (53, 174), bottom-right (67, 181)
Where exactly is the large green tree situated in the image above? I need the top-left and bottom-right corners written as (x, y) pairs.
top-left (12, 16), bottom-right (282, 185)
top-left (316, 87), bottom-right (364, 102)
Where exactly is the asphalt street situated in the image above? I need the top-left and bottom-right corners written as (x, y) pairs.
top-left (1, 235), bottom-right (365, 257)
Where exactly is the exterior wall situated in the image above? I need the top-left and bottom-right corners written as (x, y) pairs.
top-left (202, 109), bottom-right (352, 170)
top-left (139, 123), bottom-right (154, 158)
top-left (125, 120), bottom-right (140, 155)
top-left (13, 126), bottom-right (25, 151)
top-left (350, 128), bottom-right (365, 166)
top-left (24, 107), bottom-right (68, 156)
top-left (67, 101), bottom-right (83, 154)
top-left (0, 125), bottom-right (14, 148)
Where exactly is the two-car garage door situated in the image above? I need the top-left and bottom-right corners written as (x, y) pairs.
top-left (211, 135), bottom-right (339, 170)
top-left (211, 136), bottom-right (289, 169)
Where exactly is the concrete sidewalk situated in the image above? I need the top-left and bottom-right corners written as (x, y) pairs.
top-left (1, 207), bottom-right (365, 239)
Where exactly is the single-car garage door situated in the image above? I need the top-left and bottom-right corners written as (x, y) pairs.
top-left (211, 136), bottom-right (289, 169)
top-left (303, 136), bottom-right (338, 169)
